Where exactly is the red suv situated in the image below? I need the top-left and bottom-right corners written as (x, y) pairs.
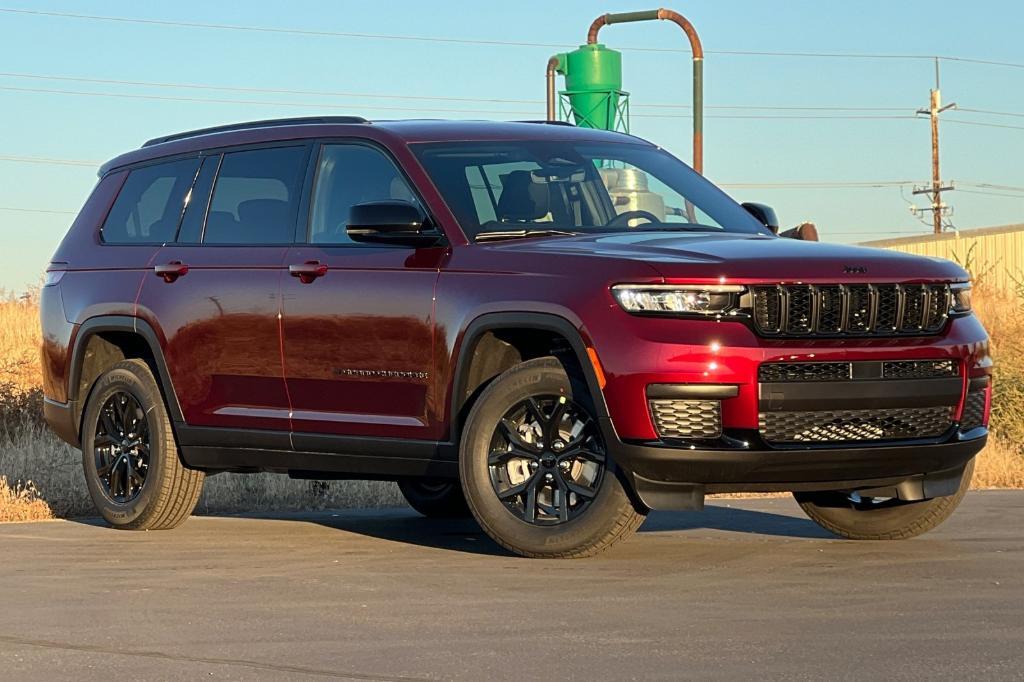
top-left (41, 117), bottom-right (991, 557)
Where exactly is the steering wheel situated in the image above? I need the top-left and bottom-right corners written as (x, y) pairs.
top-left (607, 209), bottom-right (660, 228)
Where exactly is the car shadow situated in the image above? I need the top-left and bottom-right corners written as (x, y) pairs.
top-left (251, 502), bottom-right (833, 556)
top-left (64, 503), bottom-right (832, 556)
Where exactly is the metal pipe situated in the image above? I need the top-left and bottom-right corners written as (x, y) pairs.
top-left (586, 8), bottom-right (704, 173)
top-left (546, 56), bottom-right (560, 121)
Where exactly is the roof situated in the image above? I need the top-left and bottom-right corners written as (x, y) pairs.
top-left (98, 118), bottom-right (648, 176)
top-left (861, 223), bottom-right (1024, 247)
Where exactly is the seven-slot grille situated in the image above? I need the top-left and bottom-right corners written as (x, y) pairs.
top-left (751, 284), bottom-right (950, 337)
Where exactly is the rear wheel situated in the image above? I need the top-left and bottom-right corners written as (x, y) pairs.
top-left (81, 359), bottom-right (204, 530)
top-left (794, 458), bottom-right (974, 540)
top-left (398, 479), bottom-right (471, 518)
top-left (459, 357), bottom-right (646, 558)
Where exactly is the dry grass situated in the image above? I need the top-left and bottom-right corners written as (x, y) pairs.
top-left (1, 285), bottom-right (1023, 522)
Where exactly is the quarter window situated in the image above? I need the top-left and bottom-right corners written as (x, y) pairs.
top-left (309, 145), bottom-right (423, 245)
top-left (102, 158), bottom-right (199, 243)
top-left (204, 146), bottom-right (307, 244)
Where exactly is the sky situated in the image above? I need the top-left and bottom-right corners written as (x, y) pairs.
top-left (1, 0), bottom-right (1022, 291)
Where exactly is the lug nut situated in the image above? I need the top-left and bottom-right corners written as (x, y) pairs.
top-left (544, 473), bottom-right (554, 482)
top-left (529, 461), bottom-right (538, 471)
top-left (552, 441), bottom-right (565, 451)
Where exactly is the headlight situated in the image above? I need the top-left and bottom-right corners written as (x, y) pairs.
top-left (612, 284), bottom-right (744, 316)
top-left (951, 282), bottom-right (972, 314)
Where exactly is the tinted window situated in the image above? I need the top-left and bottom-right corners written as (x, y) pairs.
top-left (204, 146), bottom-right (307, 244)
top-left (413, 142), bottom-right (768, 240)
top-left (102, 158), bottom-right (199, 243)
top-left (309, 145), bottom-right (422, 245)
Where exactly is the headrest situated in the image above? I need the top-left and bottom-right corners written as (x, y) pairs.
top-left (237, 199), bottom-right (289, 224)
top-left (496, 170), bottom-right (549, 222)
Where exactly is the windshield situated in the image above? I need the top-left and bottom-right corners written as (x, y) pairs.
top-left (412, 140), bottom-right (769, 241)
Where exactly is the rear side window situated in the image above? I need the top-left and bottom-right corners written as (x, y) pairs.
top-left (204, 146), bottom-right (307, 244)
top-left (101, 158), bottom-right (200, 243)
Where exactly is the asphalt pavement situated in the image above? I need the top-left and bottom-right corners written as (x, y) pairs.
top-left (1, 492), bottom-right (1022, 680)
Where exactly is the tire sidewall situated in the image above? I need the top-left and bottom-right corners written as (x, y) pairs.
top-left (80, 363), bottom-right (170, 527)
top-left (459, 358), bottom-right (636, 555)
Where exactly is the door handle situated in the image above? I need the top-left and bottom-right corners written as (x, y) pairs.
top-left (154, 261), bottom-right (188, 283)
top-left (289, 260), bottom-right (328, 284)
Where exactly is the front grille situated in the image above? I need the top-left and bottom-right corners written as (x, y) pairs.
top-left (759, 407), bottom-right (952, 444)
top-left (758, 362), bottom-right (852, 383)
top-left (960, 391), bottom-right (987, 430)
top-left (650, 399), bottom-right (722, 439)
top-left (759, 359), bottom-right (958, 383)
top-left (882, 360), bottom-right (958, 380)
top-left (751, 284), bottom-right (950, 338)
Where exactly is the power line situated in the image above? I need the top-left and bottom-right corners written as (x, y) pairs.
top-left (2, 7), bottom-right (1024, 68)
top-left (958, 189), bottom-right (1024, 199)
top-left (0, 206), bottom-right (76, 215)
top-left (945, 118), bottom-right (1024, 131)
top-left (0, 70), bottom-right (920, 112)
top-left (0, 84), bottom-right (921, 121)
top-left (719, 180), bottom-right (913, 189)
top-left (958, 107), bottom-right (1024, 119)
top-left (0, 154), bottom-right (98, 166)
top-left (960, 181), bottom-right (1024, 193)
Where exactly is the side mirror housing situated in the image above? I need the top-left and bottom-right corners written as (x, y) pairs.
top-left (346, 201), bottom-right (443, 247)
top-left (741, 202), bottom-right (780, 234)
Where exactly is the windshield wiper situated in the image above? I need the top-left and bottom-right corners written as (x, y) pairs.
top-left (475, 229), bottom-right (582, 242)
top-left (628, 224), bottom-right (722, 233)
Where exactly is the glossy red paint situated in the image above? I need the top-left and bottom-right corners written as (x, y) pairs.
top-left (42, 119), bottom-right (991, 459)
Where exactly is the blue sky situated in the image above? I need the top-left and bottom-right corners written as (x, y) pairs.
top-left (1, 0), bottom-right (1022, 291)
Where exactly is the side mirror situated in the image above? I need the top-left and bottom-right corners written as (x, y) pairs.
top-left (346, 201), bottom-right (442, 247)
top-left (741, 202), bottom-right (780, 234)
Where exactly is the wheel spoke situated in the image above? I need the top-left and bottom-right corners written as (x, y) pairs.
top-left (558, 472), bottom-right (598, 500)
top-left (555, 485), bottom-right (569, 522)
top-left (499, 418), bottom-right (538, 453)
top-left (488, 447), bottom-right (538, 466)
top-left (557, 447), bottom-right (605, 465)
top-left (523, 476), bottom-right (539, 523)
top-left (99, 410), bottom-right (118, 438)
top-left (93, 433), bottom-right (118, 448)
top-left (524, 397), bottom-right (548, 426)
top-left (546, 399), bottom-right (567, 442)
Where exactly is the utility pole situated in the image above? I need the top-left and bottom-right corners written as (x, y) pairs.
top-left (913, 58), bottom-right (956, 234)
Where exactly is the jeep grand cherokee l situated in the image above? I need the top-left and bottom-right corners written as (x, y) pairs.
top-left (41, 116), bottom-right (991, 557)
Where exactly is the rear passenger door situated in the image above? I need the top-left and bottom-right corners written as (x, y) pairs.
top-left (280, 142), bottom-right (447, 442)
top-left (136, 143), bottom-right (312, 432)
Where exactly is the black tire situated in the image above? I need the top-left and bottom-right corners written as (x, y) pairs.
top-left (80, 359), bottom-right (204, 530)
top-left (398, 479), bottom-right (471, 518)
top-left (794, 458), bottom-right (974, 540)
top-left (459, 357), bottom-right (646, 558)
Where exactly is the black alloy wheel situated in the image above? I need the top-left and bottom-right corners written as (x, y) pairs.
top-left (487, 395), bottom-right (605, 525)
top-left (93, 391), bottom-right (150, 503)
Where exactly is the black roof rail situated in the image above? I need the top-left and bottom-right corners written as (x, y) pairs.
top-left (516, 120), bottom-right (576, 127)
top-left (142, 116), bottom-right (370, 147)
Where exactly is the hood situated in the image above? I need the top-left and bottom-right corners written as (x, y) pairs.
top-left (486, 231), bottom-right (968, 283)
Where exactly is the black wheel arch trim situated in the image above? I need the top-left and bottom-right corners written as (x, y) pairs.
top-left (448, 312), bottom-right (613, 444)
top-left (66, 315), bottom-right (184, 439)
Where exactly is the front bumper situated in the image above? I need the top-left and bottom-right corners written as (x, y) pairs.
top-left (606, 418), bottom-right (986, 510)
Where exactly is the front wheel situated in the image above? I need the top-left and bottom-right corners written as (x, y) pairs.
top-left (794, 458), bottom-right (974, 540)
top-left (459, 357), bottom-right (646, 558)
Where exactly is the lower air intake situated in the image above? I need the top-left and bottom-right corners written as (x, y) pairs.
top-left (759, 407), bottom-right (951, 444)
top-left (650, 399), bottom-right (722, 440)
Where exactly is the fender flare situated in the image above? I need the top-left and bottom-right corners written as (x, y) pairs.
top-left (447, 312), bottom-right (611, 443)
top-left (68, 315), bottom-right (184, 425)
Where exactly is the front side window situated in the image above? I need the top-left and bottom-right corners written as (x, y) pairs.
top-left (102, 157), bottom-right (199, 243)
top-left (309, 144), bottom-right (423, 245)
top-left (413, 141), bottom-right (769, 241)
top-left (204, 146), bottom-right (307, 244)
